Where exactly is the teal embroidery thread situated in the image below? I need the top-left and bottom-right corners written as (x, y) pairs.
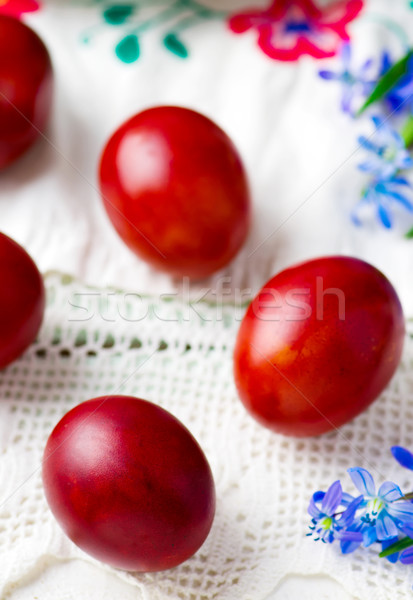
top-left (82, 0), bottom-right (227, 63)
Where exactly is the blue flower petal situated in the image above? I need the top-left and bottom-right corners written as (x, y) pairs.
top-left (388, 501), bottom-right (413, 523)
top-left (389, 177), bottom-right (410, 187)
top-left (391, 446), bottom-right (413, 470)
top-left (339, 529), bottom-right (363, 550)
top-left (340, 529), bottom-right (364, 542)
top-left (358, 159), bottom-right (380, 173)
top-left (358, 135), bottom-right (379, 153)
top-left (378, 481), bottom-right (402, 502)
top-left (340, 495), bottom-right (364, 527)
top-left (372, 114), bottom-right (385, 131)
top-left (389, 127), bottom-right (403, 146)
top-left (378, 204), bottom-right (392, 228)
top-left (381, 536), bottom-right (400, 563)
top-left (319, 70), bottom-right (338, 80)
top-left (339, 518), bottom-right (364, 554)
top-left (341, 85), bottom-right (354, 114)
top-left (357, 115), bottom-right (412, 182)
top-left (348, 467), bottom-right (375, 496)
top-left (400, 156), bottom-right (413, 169)
top-left (385, 190), bottom-right (413, 212)
top-left (340, 536), bottom-right (363, 554)
top-left (399, 151), bottom-right (413, 162)
top-left (381, 51), bottom-right (392, 74)
top-left (362, 80), bottom-right (375, 96)
top-left (321, 480), bottom-right (342, 515)
top-left (381, 165), bottom-right (400, 180)
top-left (387, 94), bottom-right (406, 113)
top-left (363, 524), bottom-right (378, 547)
top-left (401, 162), bottom-right (413, 174)
top-left (360, 58), bottom-right (374, 74)
top-left (376, 512), bottom-right (399, 540)
top-left (342, 492), bottom-right (357, 505)
top-left (399, 523), bottom-right (413, 538)
top-left (351, 210), bottom-right (363, 226)
top-left (340, 42), bottom-right (351, 67)
top-left (400, 547), bottom-right (413, 565)
top-left (326, 530), bottom-right (334, 544)
top-left (308, 491), bottom-right (324, 518)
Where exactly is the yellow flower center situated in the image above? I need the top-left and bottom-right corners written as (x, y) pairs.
top-left (366, 497), bottom-right (385, 518)
top-left (321, 516), bottom-right (333, 530)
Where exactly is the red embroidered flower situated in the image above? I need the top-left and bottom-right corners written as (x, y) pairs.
top-left (228, 0), bottom-right (364, 61)
top-left (0, 0), bottom-right (40, 18)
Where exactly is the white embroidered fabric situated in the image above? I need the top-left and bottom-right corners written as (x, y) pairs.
top-left (0, 274), bottom-right (413, 600)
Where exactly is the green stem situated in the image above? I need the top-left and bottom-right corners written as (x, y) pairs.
top-left (179, 0), bottom-right (228, 18)
top-left (105, 0), bottom-right (228, 39)
top-left (402, 115), bottom-right (413, 149)
top-left (401, 491), bottom-right (413, 500)
top-left (83, 0), bottom-right (172, 43)
top-left (357, 49), bottom-right (413, 116)
top-left (379, 536), bottom-right (413, 558)
top-left (172, 14), bottom-right (201, 33)
top-left (125, 0), bottom-right (228, 38)
top-left (130, 1), bottom-right (184, 35)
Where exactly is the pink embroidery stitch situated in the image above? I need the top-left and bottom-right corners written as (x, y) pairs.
top-left (0, 0), bottom-right (40, 18)
top-left (228, 0), bottom-right (364, 61)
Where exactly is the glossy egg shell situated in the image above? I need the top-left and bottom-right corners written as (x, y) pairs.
top-left (99, 106), bottom-right (251, 279)
top-left (233, 256), bottom-right (405, 437)
top-left (0, 232), bottom-right (45, 369)
top-left (42, 395), bottom-right (216, 571)
top-left (0, 15), bottom-right (53, 169)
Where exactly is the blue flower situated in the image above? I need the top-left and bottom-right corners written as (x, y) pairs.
top-left (319, 43), bottom-right (375, 114)
top-left (384, 54), bottom-right (413, 115)
top-left (397, 522), bottom-right (413, 563)
top-left (391, 446), bottom-right (413, 470)
top-left (347, 467), bottom-right (413, 546)
top-left (353, 175), bottom-right (413, 229)
top-left (340, 521), bottom-right (400, 560)
top-left (358, 116), bottom-right (413, 179)
top-left (307, 480), bottom-right (363, 546)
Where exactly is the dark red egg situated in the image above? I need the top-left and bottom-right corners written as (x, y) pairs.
top-left (42, 395), bottom-right (216, 571)
top-left (234, 256), bottom-right (405, 437)
top-left (0, 232), bottom-right (45, 369)
top-left (0, 15), bottom-right (53, 169)
top-left (99, 106), bottom-right (251, 279)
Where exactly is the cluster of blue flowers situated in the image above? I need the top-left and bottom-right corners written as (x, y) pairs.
top-left (319, 43), bottom-right (376, 115)
top-left (356, 115), bottom-right (413, 229)
top-left (308, 446), bottom-right (413, 565)
top-left (319, 43), bottom-right (413, 233)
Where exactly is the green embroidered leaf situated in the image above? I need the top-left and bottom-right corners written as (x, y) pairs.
top-left (379, 536), bottom-right (413, 558)
top-left (402, 115), bottom-right (413, 148)
top-left (163, 33), bottom-right (188, 59)
top-left (405, 227), bottom-right (413, 239)
top-left (115, 34), bottom-right (140, 63)
top-left (357, 49), bottom-right (413, 116)
top-left (103, 5), bottom-right (134, 25)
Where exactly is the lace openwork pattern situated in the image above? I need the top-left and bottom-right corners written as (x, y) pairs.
top-left (0, 274), bottom-right (413, 599)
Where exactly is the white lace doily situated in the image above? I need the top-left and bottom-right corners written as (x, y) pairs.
top-left (1, 273), bottom-right (413, 600)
